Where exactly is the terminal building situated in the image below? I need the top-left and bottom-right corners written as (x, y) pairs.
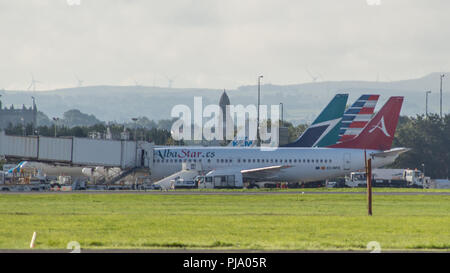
top-left (0, 97), bottom-right (37, 130)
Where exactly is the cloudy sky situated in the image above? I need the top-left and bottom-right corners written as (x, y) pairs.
top-left (0, 0), bottom-right (449, 90)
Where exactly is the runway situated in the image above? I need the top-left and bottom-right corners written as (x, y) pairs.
top-left (0, 248), bottom-right (445, 253)
top-left (1, 190), bottom-right (449, 196)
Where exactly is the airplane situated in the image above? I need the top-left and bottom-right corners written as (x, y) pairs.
top-left (151, 96), bottom-right (407, 189)
top-left (4, 161), bottom-right (28, 176)
top-left (230, 93), bottom-right (349, 148)
top-left (4, 161), bottom-right (84, 177)
top-left (281, 93), bottom-right (348, 147)
top-left (337, 94), bottom-right (380, 143)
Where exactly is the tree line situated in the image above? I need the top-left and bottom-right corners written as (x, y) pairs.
top-left (390, 114), bottom-right (449, 179)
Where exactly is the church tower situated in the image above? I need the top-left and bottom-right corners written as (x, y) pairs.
top-left (219, 90), bottom-right (231, 144)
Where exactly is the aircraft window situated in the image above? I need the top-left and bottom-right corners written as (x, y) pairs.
top-left (289, 159), bottom-right (292, 163)
top-left (294, 159), bottom-right (297, 163)
top-left (225, 159), bottom-right (228, 163)
top-left (230, 159), bottom-right (233, 163)
top-left (217, 159), bottom-right (219, 163)
top-left (207, 159), bottom-right (211, 163)
top-left (307, 159), bottom-right (310, 163)
top-left (275, 159), bottom-right (278, 163)
top-left (243, 159), bottom-right (246, 163)
top-left (316, 159), bottom-right (319, 163)
top-left (257, 159), bottom-right (260, 163)
top-left (221, 159), bottom-right (224, 163)
top-left (253, 159), bottom-right (256, 163)
top-left (157, 159), bottom-right (160, 163)
top-left (170, 159), bottom-right (173, 163)
top-left (329, 159), bottom-right (332, 163)
top-left (285, 159), bottom-right (288, 163)
top-left (270, 159), bottom-right (273, 163)
top-left (320, 159), bottom-right (323, 163)
top-left (166, 159), bottom-right (169, 163)
top-left (303, 159), bottom-right (306, 163)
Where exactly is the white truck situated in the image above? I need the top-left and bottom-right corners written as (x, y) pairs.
top-left (346, 168), bottom-right (430, 188)
top-left (196, 169), bottom-right (244, 189)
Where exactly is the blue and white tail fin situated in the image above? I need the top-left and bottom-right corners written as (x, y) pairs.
top-left (282, 93), bottom-right (348, 147)
top-left (7, 161), bottom-right (27, 174)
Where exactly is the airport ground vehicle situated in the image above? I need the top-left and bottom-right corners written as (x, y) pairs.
top-left (196, 169), bottom-right (244, 189)
top-left (345, 169), bottom-right (430, 188)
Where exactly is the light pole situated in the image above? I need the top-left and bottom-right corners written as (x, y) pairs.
top-left (52, 117), bottom-right (59, 137)
top-left (257, 75), bottom-right (263, 146)
top-left (20, 117), bottom-right (25, 136)
top-left (132, 118), bottom-right (138, 141)
top-left (132, 118), bottom-right (138, 167)
top-left (31, 96), bottom-right (35, 135)
top-left (279, 102), bottom-right (284, 127)
top-left (440, 74), bottom-right (445, 118)
top-left (425, 91), bottom-right (431, 118)
top-left (421, 163), bottom-right (426, 189)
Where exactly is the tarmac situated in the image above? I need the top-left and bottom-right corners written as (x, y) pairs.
top-left (0, 190), bottom-right (449, 195)
top-left (0, 249), bottom-right (445, 253)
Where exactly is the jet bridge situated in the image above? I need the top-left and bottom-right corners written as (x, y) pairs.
top-left (0, 131), bottom-right (154, 169)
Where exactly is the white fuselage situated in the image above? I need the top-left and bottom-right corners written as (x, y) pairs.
top-left (20, 162), bottom-right (84, 177)
top-left (151, 147), bottom-right (397, 182)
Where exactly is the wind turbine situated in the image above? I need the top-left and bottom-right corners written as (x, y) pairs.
top-left (27, 73), bottom-right (41, 92)
top-left (74, 74), bottom-right (83, 87)
top-left (305, 68), bottom-right (320, 82)
top-left (164, 75), bottom-right (177, 88)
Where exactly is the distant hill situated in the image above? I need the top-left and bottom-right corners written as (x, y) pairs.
top-left (0, 73), bottom-right (448, 125)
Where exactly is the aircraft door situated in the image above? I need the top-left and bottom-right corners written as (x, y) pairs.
top-left (227, 175), bottom-right (235, 187)
top-left (343, 153), bottom-right (351, 171)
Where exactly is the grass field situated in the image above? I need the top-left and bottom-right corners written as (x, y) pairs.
top-left (0, 190), bottom-right (449, 251)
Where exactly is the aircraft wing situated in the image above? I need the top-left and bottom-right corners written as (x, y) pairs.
top-left (370, 147), bottom-right (410, 158)
top-left (241, 165), bottom-right (292, 180)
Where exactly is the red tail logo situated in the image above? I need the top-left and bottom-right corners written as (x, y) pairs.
top-left (368, 116), bottom-right (390, 137)
top-left (329, 96), bottom-right (404, 151)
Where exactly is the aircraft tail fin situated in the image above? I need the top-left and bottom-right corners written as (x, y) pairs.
top-left (329, 96), bottom-right (403, 151)
top-left (283, 93), bottom-right (348, 147)
top-left (337, 94), bottom-right (380, 143)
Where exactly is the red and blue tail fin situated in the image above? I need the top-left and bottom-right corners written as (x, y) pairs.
top-left (337, 94), bottom-right (380, 143)
top-left (329, 96), bottom-right (403, 151)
